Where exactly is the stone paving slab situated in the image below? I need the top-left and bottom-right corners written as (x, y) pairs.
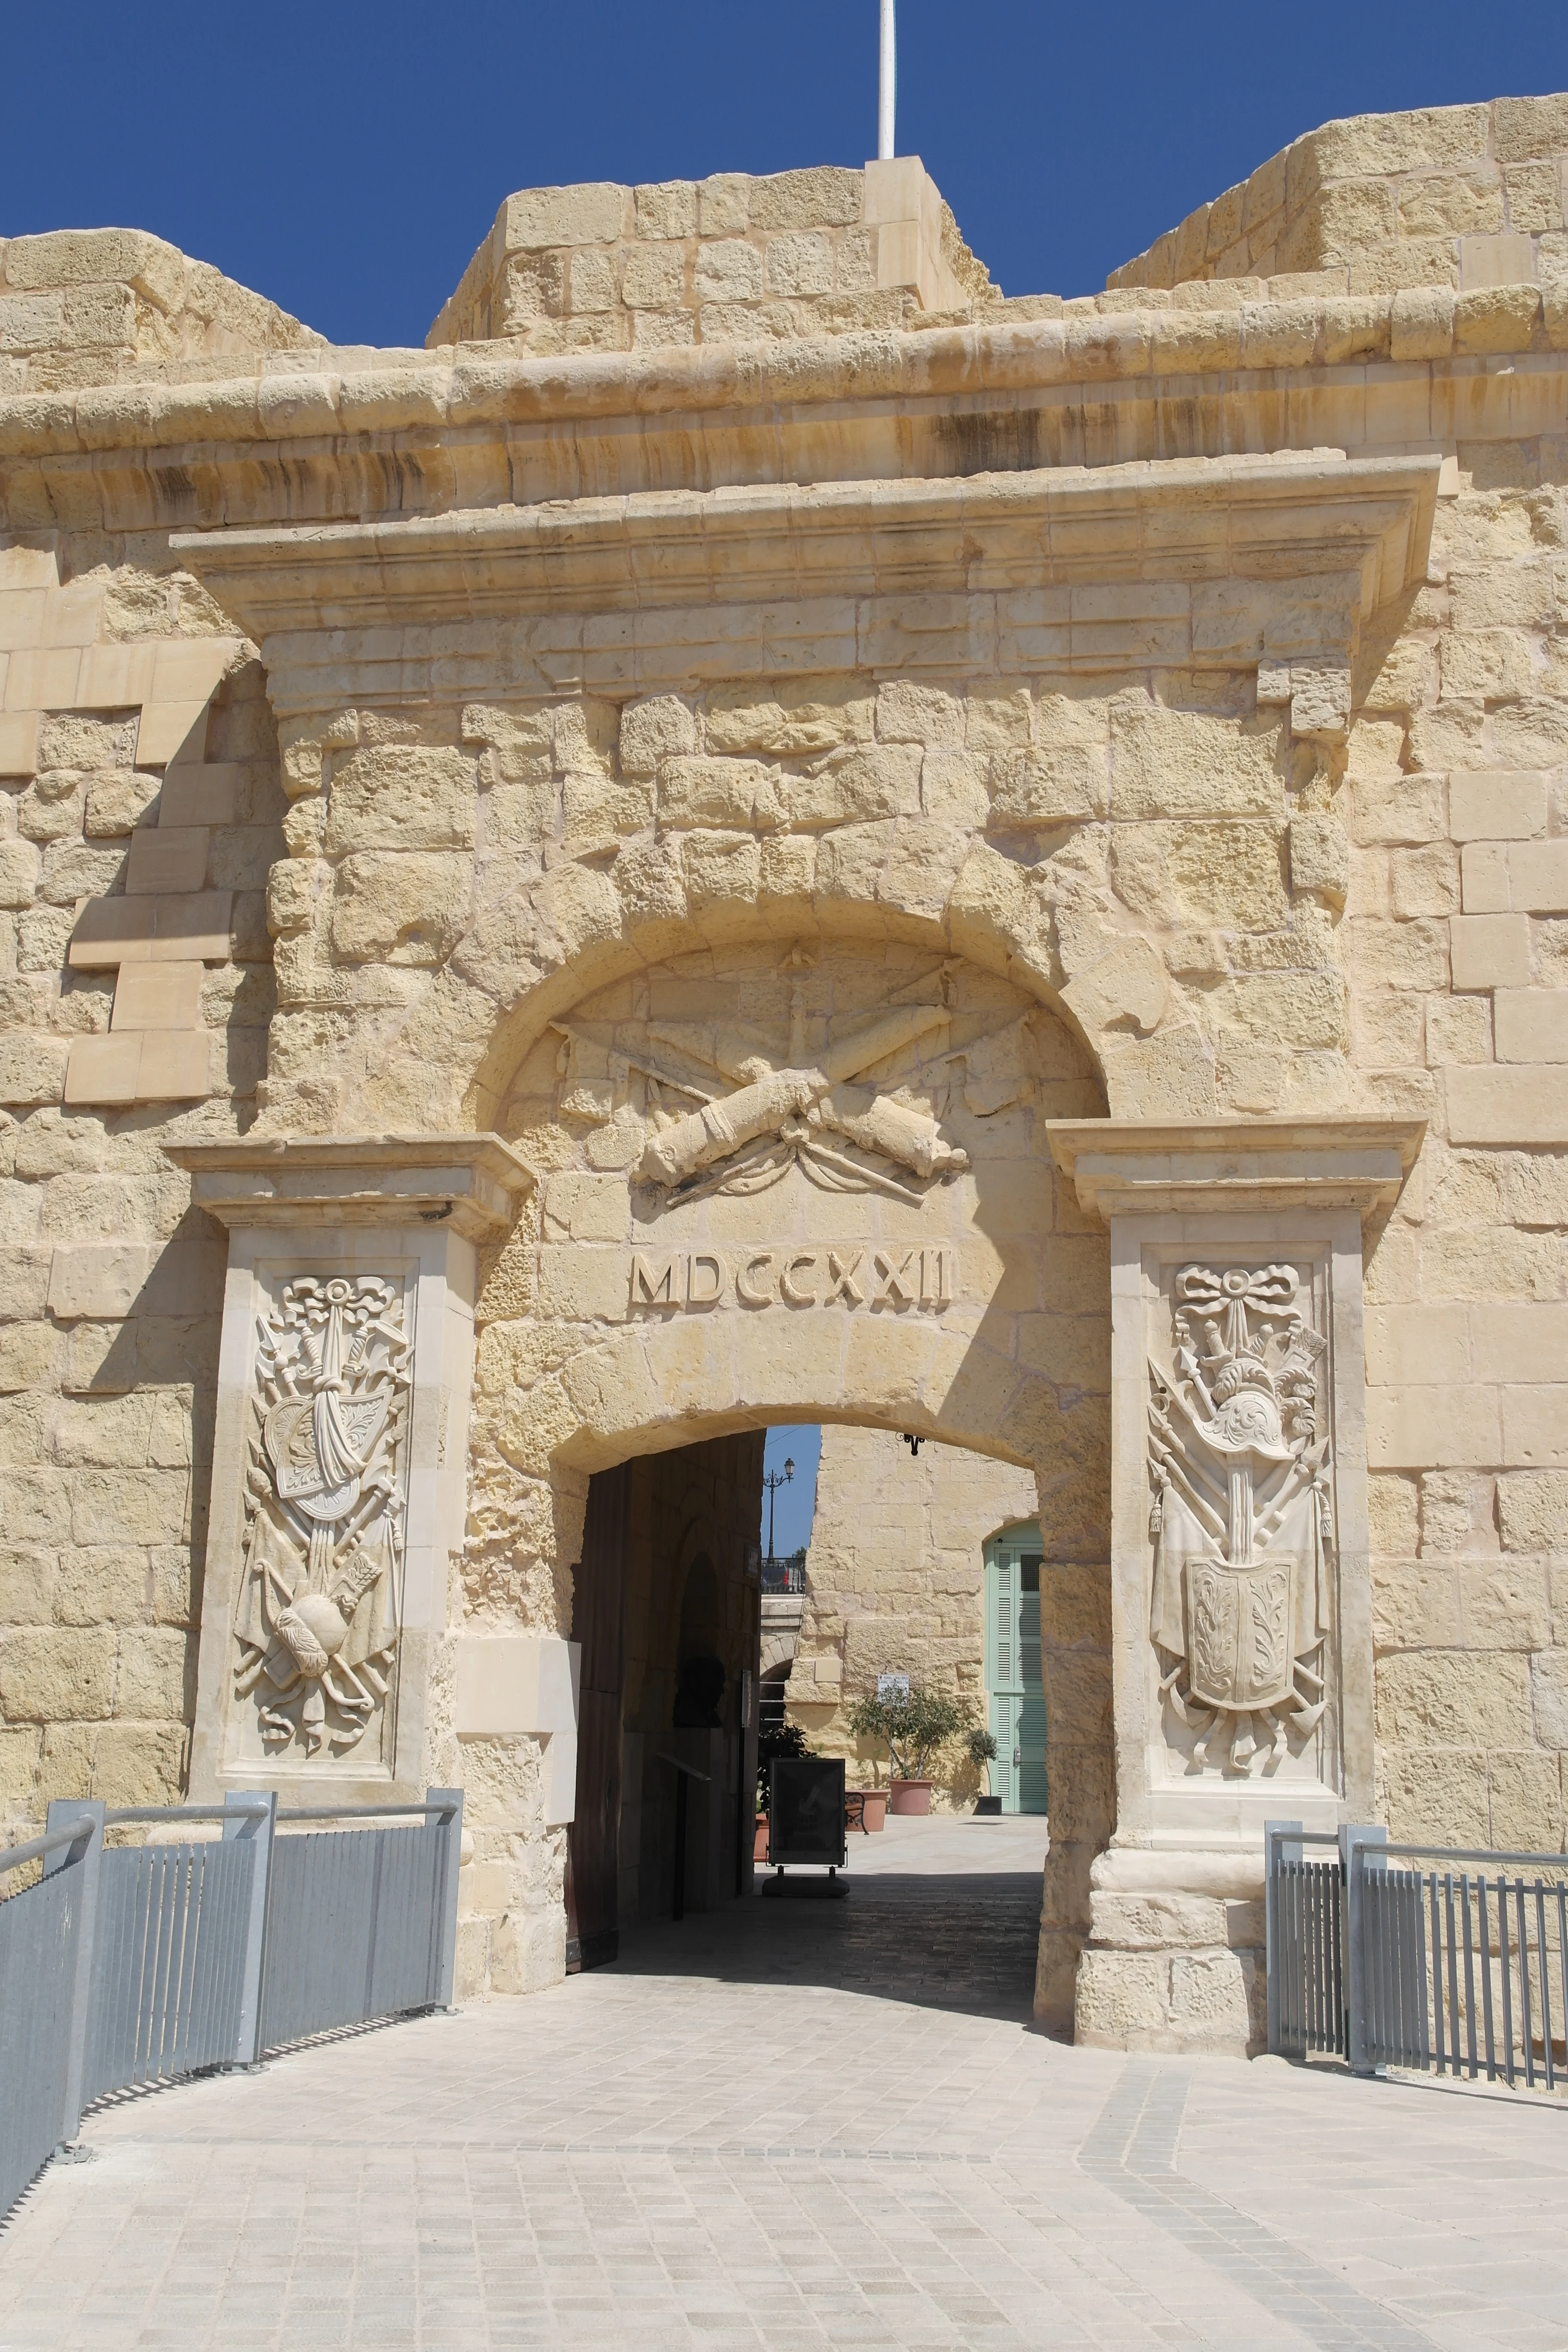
top-left (2, 1868), bottom-right (1567, 2350)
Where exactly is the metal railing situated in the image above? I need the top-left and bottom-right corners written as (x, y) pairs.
top-left (80, 1798), bottom-right (273, 2108)
top-left (261, 1804), bottom-right (460, 2049)
top-left (761, 1558), bottom-right (806, 1594)
top-left (1267, 1819), bottom-right (1568, 2091)
top-left (1264, 1825), bottom-right (1345, 2062)
top-left (0, 1812), bottom-right (98, 2221)
top-left (0, 1786), bottom-right (462, 2220)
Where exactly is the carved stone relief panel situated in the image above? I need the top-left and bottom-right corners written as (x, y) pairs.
top-left (1146, 1255), bottom-right (1338, 1783)
top-left (233, 1271), bottom-right (414, 1765)
top-left (543, 942), bottom-right (1056, 1216)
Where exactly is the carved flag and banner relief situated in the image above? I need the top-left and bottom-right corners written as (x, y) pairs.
top-left (1148, 1263), bottom-right (1333, 1773)
top-left (234, 1276), bottom-right (411, 1759)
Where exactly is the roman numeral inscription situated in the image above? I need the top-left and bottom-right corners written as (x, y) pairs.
top-left (629, 1246), bottom-right (959, 1313)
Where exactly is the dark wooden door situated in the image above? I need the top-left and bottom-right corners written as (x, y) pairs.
top-left (565, 1461), bottom-right (630, 1970)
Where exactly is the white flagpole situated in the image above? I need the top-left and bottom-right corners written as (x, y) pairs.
top-left (879, 0), bottom-right (897, 160)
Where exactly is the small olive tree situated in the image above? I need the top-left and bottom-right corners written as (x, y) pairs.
top-left (967, 1724), bottom-right (998, 1795)
top-left (847, 1684), bottom-right (972, 1783)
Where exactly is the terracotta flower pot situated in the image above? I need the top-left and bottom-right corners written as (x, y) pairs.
top-left (890, 1778), bottom-right (933, 1816)
top-left (861, 1790), bottom-right (888, 1831)
top-left (754, 1816), bottom-right (769, 1860)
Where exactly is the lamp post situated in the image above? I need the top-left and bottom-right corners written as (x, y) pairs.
top-left (763, 1456), bottom-right (794, 1566)
top-left (879, 0), bottom-right (896, 162)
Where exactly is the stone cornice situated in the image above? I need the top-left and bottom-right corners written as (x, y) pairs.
top-left (165, 452), bottom-right (1437, 642)
top-left (166, 1133), bottom-right (533, 1243)
top-left (0, 300), bottom-right (1557, 535)
top-left (1045, 1116), bottom-right (1426, 1224)
top-left (3, 291), bottom-right (1563, 453)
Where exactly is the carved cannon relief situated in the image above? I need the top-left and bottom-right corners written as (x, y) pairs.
top-left (546, 943), bottom-right (1050, 1210)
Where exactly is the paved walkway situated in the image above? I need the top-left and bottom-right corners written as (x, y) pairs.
top-left (3, 1817), bottom-right (1567, 2351)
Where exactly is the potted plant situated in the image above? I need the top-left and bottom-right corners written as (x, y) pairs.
top-left (848, 1684), bottom-right (969, 1814)
top-left (968, 1724), bottom-right (1001, 1815)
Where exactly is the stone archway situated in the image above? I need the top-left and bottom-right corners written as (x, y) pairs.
top-left (444, 930), bottom-right (1112, 2029)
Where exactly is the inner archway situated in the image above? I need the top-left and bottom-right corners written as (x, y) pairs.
top-left (557, 1408), bottom-right (1093, 2023)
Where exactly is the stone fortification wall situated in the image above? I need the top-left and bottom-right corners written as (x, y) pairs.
top-left (787, 1427), bottom-right (1040, 1810)
top-left (1109, 94), bottom-right (1568, 297)
top-left (0, 229), bottom-right (320, 396)
top-left (6, 92), bottom-right (1568, 2039)
top-left (0, 544), bottom-right (282, 1841)
top-left (427, 158), bottom-right (993, 354)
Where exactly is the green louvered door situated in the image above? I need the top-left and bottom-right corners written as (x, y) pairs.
top-left (984, 1525), bottom-right (1047, 1815)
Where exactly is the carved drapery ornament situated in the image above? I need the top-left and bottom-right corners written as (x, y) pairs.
top-left (1148, 1262), bottom-right (1333, 1773)
top-left (234, 1276), bottom-right (411, 1758)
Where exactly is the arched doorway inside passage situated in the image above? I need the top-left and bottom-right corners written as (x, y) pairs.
top-left (478, 1404), bottom-right (1094, 2023)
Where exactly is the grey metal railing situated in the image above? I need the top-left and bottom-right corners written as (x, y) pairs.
top-left (1358, 1838), bottom-right (1568, 2090)
top-left (0, 1785), bottom-right (462, 2221)
top-left (1267, 1819), bottom-right (1568, 2091)
top-left (260, 1801), bottom-right (462, 2049)
top-left (0, 1812), bottom-right (99, 2220)
top-left (1264, 1822), bottom-right (1344, 2062)
top-left (78, 1797), bottom-right (274, 2106)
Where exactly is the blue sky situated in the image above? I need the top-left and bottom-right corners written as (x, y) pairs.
top-left (5, 5), bottom-right (1566, 350)
top-left (761, 1424), bottom-right (821, 1559)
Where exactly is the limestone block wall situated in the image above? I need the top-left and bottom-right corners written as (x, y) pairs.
top-left (427, 159), bottom-right (993, 355)
top-left (1359, 469), bottom-right (1568, 1851)
top-left (0, 229), bottom-right (321, 397)
top-left (787, 1426), bottom-right (1040, 1809)
top-left (256, 669), bottom-right (1359, 1142)
top-left (1110, 93), bottom-right (1568, 297)
top-left (0, 546), bottom-right (282, 1844)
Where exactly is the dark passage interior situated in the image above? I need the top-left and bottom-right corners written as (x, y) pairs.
top-left (566, 1434), bottom-right (764, 1970)
top-left (565, 1442), bottom-right (1047, 2023)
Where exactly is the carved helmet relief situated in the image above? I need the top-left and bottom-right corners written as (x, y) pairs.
top-left (1148, 1262), bottom-right (1334, 1775)
top-left (234, 1276), bottom-right (412, 1761)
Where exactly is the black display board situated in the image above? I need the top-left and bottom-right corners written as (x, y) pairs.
top-left (767, 1756), bottom-right (846, 1867)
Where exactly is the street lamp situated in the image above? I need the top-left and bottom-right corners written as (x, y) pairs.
top-left (763, 1455), bottom-right (794, 1565)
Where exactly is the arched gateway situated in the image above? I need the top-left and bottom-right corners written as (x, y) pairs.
top-left (6, 103), bottom-right (1568, 2055)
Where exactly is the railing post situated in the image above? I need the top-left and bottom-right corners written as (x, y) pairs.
top-left (1264, 1818), bottom-right (1302, 2058)
top-left (426, 1787), bottom-right (464, 2010)
top-left (1340, 1822), bottom-right (1387, 2078)
top-left (224, 1791), bottom-right (277, 2067)
top-left (44, 1798), bottom-right (104, 2149)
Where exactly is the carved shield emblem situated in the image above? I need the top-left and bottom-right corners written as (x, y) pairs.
top-left (1184, 1558), bottom-right (1294, 1712)
top-left (263, 1394), bottom-right (388, 1522)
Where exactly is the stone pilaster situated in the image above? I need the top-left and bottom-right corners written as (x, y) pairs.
top-left (1047, 1115), bottom-right (1424, 2054)
top-left (169, 1136), bottom-right (531, 1809)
